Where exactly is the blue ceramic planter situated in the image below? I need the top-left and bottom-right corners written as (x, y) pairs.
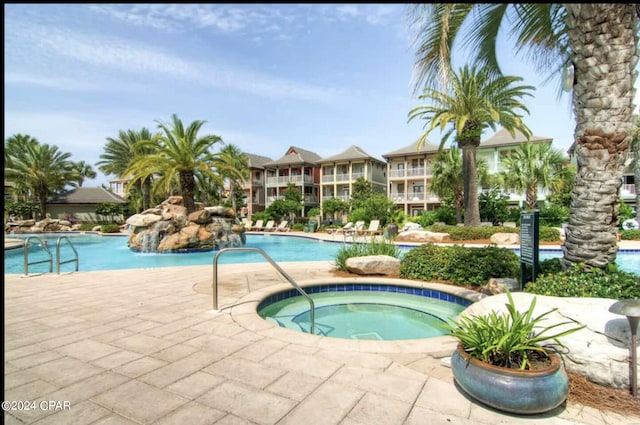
top-left (451, 344), bottom-right (569, 415)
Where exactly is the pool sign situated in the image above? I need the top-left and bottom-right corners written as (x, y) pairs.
top-left (520, 210), bottom-right (540, 286)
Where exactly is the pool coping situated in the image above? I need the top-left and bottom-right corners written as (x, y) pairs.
top-left (227, 276), bottom-right (486, 355)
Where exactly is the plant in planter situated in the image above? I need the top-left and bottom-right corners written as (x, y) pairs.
top-left (445, 289), bottom-right (584, 415)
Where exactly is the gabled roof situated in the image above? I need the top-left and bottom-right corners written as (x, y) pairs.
top-left (382, 139), bottom-right (443, 158)
top-left (480, 128), bottom-right (552, 148)
top-left (48, 187), bottom-right (127, 204)
top-left (263, 146), bottom-right (322, 167)
top-left (317, 145), bottom-right (386, 165)
top-left (243, 153), bottom-right (273, 169)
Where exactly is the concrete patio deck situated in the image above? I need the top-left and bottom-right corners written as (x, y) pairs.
top-left (4, 235), bottom-right (640, 424)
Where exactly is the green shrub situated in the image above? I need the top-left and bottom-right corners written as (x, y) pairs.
top-left (399, 244), bottom-right (519, 287)
top-left (621, 229), bottom-right (640, 240)
top-left (334, 240), bottom-right (402, 271)
top-left (100, 224), bottom-right (122, 233)
top-left (77, 223), bottom-right (97, 231)
top-left (292, 223), bottom-right (304, 231)
top-left (539, 226), bottom-right (561, 242)
top-left (525, 263), bottom-right (640, 299)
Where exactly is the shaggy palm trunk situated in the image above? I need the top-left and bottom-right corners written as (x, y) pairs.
top-left (526, 185), bottom-right (537, 211)
top-left (562, 4), bottom-right (638, 269)
top-left (460, 138), bottom-right (481, 226)
top-left (179, 171), bottom-right (197, 214)
top-left (142, 177), bottom-right (152, 211)
top-left (635, 143), bottom-right (640, 216)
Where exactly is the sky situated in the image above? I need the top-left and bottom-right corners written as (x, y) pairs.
top-left (5, 4), bottom-right (631, 188)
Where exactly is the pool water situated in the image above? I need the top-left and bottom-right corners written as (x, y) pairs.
top-left (258, 284), bottom-right (469, 340)
top-left (4, 232), bottom-right (640, 275)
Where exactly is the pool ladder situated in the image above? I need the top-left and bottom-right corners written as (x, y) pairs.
top-left (22, 236), bottom-right (79, 276)
top-left (212, 247), bottom-right (315, 334)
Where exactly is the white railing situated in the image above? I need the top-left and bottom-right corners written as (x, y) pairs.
top-left (266, 175), bottom-right (314, 186)
top-left (389, 170), bottom-right (405, 179)
top-left (322, 194), bottom-right (350, 202)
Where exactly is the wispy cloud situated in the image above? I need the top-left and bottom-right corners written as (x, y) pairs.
top-left (5, 20), bottom-right (342, 103)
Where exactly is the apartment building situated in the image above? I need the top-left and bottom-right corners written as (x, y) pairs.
top-left (383, 129), bottom-right (562, 216)
top-left (239, 153), bottom-right (273, 217)
top-left (317, 145), bottom-right (387, 204)
top-left (262, 146), bottom-right (322, 215)
top-left (382, 140), bottom-right (442, 216)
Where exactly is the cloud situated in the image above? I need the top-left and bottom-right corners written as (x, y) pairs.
top-left (5, 20), bottom-right (341, 103)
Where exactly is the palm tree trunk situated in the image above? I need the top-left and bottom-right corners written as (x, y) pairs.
top-left (526, 185), bottom-right (537, 211)
top-left (179, 171), bottom-right (197, 214)
top-left (562, 4), bottom-right (637, 269)
top-left (142, 177), bottom-right (152, 211)
top-left (461, 143), bottom-right (481, 226)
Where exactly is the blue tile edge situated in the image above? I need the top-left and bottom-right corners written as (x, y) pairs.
top-left (257, 283), bottom-right (473, 311)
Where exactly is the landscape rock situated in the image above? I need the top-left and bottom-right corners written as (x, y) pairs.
top-left (346, 255), bottom-right (400, 276)
top-left (490, 232), bottom-right (520, 245)
top-left (396, 230), bottom-right (451, 243)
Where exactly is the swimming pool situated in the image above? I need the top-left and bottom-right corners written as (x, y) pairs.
top-left (4, 232), bottom-right (640, 275)
top-left (258, 283), bottom-right (470, 340)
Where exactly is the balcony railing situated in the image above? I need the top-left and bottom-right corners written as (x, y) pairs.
top-left (266, 175), bottom-right (314, 186)
top-left (266, 195), bottom-right (318, 205)
top-left (322, 194), bottom-right (350, 202)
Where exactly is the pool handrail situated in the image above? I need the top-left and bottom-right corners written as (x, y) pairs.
top-left (56, 236), bottom-right (79, 274)
top-left (212, 247), bottom-right (315, 334)
top-left (23, 236), bottom-right (53, 276)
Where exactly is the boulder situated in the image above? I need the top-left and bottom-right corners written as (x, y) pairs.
top-left (490, 233), bottom-right (520, 245)
top-left (460, 293), bottom-right (635, 389)
top-left (346, 255), bottom-right (400, 276)
top-left (396, 230), bottom-right (451, 243)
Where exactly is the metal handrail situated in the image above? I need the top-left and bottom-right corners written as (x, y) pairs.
top-left (56, 236), bottom-right (79, 274)
top-left (212, 247), bottom-right (315, 334)
top-left (23, 236), bottom-right (53, 276)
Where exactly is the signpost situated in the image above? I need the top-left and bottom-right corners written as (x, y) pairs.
top-left (520, 210), bottom-right (540, 289)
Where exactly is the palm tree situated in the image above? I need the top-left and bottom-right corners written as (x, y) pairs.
top-left (430, 148), bottom-right (464, 223)
top-left (97, 128), bottom-right (159, 211)
top-left (124, 114), bottom-right (224, 214)
top-left (499, 143), bottom-right (566, 210)
top-left (408, 4), bottom-right (638, 269)
top-left (408, 64), bottom-right (534, 226)
top-left (73, 160), bottom-right (97, 187)
top-left (430, 146), bottom-right (489, 224)
top-left (632, 115), bottom-right (640, 216)
top-left (213, 144), bottom-right (249, 213)
top-left (4, 134), bottom-right (81, 219)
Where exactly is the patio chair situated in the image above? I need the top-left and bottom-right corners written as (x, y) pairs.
top-left (275, 220), bottom-right (290, 232)
top-left (361, 220), bottom-right (382, 238)
top-left (343, 221), bottom-right (365, 241)
top-left (333, 222), bottom-right (354, 236)
top-left (252, 219), bottom-right (264, 231)
top-left (262, 220), bottom-right (275, 232)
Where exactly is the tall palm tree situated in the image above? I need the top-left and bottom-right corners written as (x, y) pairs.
top-left (632, 115), bottom-right (640, 216)
top-left (499, 143), bottom-right (566, 210)
top-left (430, 147), bottom-right (489, 224)
top-left (4, 134), bottom-right (81, 219)
top-left (408, 4), bottom-right (638, 269)
top-left (408, 64), bottom-right (534, 226)
top-left (214, 144), bottom-right (249, 213)
top-left (97, 128), bottom-right (159, 211)
top-left (430, 147), bottom-right (464, 223)
top-left (124, 114), bottom-right (224, 214)
top-left (73, 160), bottom-right (97, 187)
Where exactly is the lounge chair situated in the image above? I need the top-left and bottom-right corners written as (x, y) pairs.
top-left (275, 220), bottom-right (290, 232)
top-left (251, 219), bottom-right (264, 231)
top-left (262, 220), bottom-right (275, 232)
top-left (241, 217), bottom-right (252, 229)
top-left (361, 220), bottom-right (382, 238)
top-left (333, 222), bottom-right (354, 236)
top-left (343, 221), bottom-right (365, 241)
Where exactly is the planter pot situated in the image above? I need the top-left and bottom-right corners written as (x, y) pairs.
top-left (451, 344), bottom-right (568, 415)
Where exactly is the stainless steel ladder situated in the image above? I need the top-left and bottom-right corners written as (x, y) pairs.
top-left (22, 236), bottom-right (79, 276)
top-left (212, 247), bottom-right (315, 334)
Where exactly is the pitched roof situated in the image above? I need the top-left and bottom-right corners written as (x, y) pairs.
top-left (317, 145), bottom-right (386, 164)
top-left (263, 146), bottom-right (322, 167)
top-left (480, 128), bottom-right (552, 148)
top-left (382, 139), bottom-right (443, 158)
top-left (48, 187), bottom-right (127, 204)
top-left (243, 153), bottom-right (273, 169)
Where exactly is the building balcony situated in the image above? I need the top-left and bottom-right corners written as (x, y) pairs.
top-left (322, 194), bottom-right (350, 202)
top-left (266, 175), bottom-right (314, 186)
